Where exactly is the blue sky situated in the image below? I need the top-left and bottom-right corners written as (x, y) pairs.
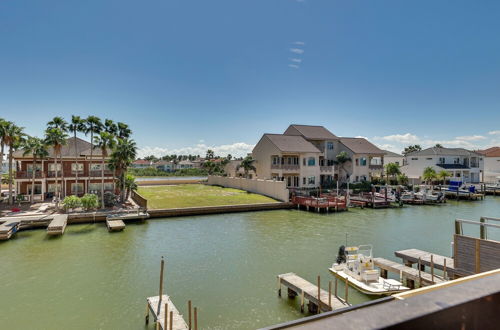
top-left (1, 0), bottom-right (500, 157)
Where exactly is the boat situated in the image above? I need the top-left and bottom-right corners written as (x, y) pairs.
top-left (328, 245), bottom-right (409, 296)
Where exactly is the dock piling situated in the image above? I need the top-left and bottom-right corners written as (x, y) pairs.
top-left (334, 277), bottom-right (338, 297)
top-left (164, 303), bottom-right (168, 330)
top-left (188, 300), bottom-right (192, 329)
top-left (444, 258), bottom-right (447, 279)
top-left (194, 307), bottom-right (198, 330)
top-left (344, 277), bottom-right (349, 304)
top-left (169, 311), bottom-right (173, 330)
top-left (328, 281), bottom-right (332, 308)
top-left (418, 257), bottom-right (422, 287)
top-left (158, 257), bottom-right (165, 315)
top-left (431, 255), bottom-right (435, 283)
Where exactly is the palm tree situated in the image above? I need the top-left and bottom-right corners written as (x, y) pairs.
top-left (45, 128), bottom-right (68, 207)
top-left (422, 166), bottom-right (438, 186)
top-left (236, 156), bottom-right (257, 178)
top-left (22, 137), bottom-right (48, 203)
top-left (206, 149), bottom-right (215, 160)
top-left (109, 138), bottom-right (137, 202)
top-left (117, 122), bottom-right (132, 139)
top-left (385, 162), bottom-right (401, 184)
top-left (84, 116), bottom-right (103, 192)
top-left (104, 119), bottom-right (118, 135)
top-left (124, 173), bottom-right (138, 200)
top-left (47, 117), bottom-right (68, 197)
top-left (4, 123), bottom-right (25, 205)
top-left (69, 116), bottom-right (85, 195)
top-left (94, 132), bottom-right (116, 208)
top-left (333, 151), bottom-right (352, 184)
top-left (397, 173), bottom-right (409, 185)
top-left (437, 170), bottom-right (451, 185)
top-left (0, 118), bottom-right (9, 176)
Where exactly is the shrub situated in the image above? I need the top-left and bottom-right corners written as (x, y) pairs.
top-left (103, 191), bottom-right (116, 207)
top-left (81, 194), bottom-right (99, 210)
top-left (62, 195), bottom-right (81, 211)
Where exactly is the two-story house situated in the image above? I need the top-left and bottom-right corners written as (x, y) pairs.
top-left (252, 134), bottom-right (323, 188)
top-left (477, 147), bottom-right (500, 183)
top-left (383, 150), bottom-right (404, 166)
top-left (13, 137), bottom-right (114, 201)
top-left (401, 147), bottom-right (484, 183)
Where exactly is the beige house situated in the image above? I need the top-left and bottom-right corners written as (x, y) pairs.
top-left (477, 147), bottom-right (500, 183)
top-left (336, 138), bottom-right (385, 182)
top-left (383, 150), bottom-right (404, 167)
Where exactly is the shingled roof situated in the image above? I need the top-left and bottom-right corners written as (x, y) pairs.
top-left (264, 134), bottom-right (321, 153)
top-left (477, 147), bottom-right (500, 157)
top-left (339, 138), bottom-right (384, 155)
top-left (284, 125), bottom-right (338, 140)
top-left (406, 147), bottom-right (482, 157)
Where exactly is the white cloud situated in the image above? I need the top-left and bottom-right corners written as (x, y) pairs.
top-left (290, 58), bottom-right (302, 63)
top-left (138, 142), bottom-right (254, 159)
top-left (288, 64), bottom-right (300, 69)
top-left (289, 48), bottom-right (304, 54)
top-left (374, 133), bottom-right (419, 144)
top-left (455, 135), bottom-right (486, 141)
top-left (293, 41), bottom-right (305, 45)
top-left (488, 130), bottom-right (500, 135)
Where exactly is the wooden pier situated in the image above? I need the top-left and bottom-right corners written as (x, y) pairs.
top-left (277, 273), bottom-right (349, 314)
top-left (373, 257), bottom-right (446, 289)
top-left (106, 210), bottom-right (149, 221)
top-left (47, 214), bottom-right (68, 236)
top-left (106, 219), bottom-right (125, 232)
top-left (0, 219), bottom-right (20, 240)
top-left (292, 195), bottom-right (347, 213)
top-left (394, 249), bottom-right (458, 278)
top-left (349, 193), bottom-right (393, 208)
top-left (146, 295), bottom-right (188, 330)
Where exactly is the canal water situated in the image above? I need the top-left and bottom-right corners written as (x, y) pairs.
top-left (1, 198), bottom-right (499, 329)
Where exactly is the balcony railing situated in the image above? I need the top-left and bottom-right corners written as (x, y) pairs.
top-left (320, 166), bottom-right (333, 172)
top-left (16, 171), bottom-right (45, 179)
top-left (46, 171), bottom-right (61, 178)
top-left (89, 170), bottom-right (113, 177)
top-left (369, 164), bottom-right (383, 170)
top-left (271, 164), bottom-right (300, 171)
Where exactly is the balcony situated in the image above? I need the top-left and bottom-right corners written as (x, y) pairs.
top-left (16, 171), bottom-right (45, 179)
top-left (46, 171), bottom-right (61, 178)
top-left (320, 166), bottom-right (333, 172)
top-left (369, 164), bottom-right (383, 170)
top-left (271, 164), bottom-right (300, 172)
top-left (89, 170), bottom-right (113, 177)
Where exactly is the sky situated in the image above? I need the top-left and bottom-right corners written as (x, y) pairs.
top-left (1, 0), bottom-right (500, 158)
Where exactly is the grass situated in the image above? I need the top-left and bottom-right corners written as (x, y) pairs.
top-left (137, 184), bottom-right (278, 209)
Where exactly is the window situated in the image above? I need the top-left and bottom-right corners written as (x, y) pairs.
top-left (303, 177), bottom-right (306, 185)
top-left (287, 177), bottom-right (292, 186)
top-left (72, 163), bottom-right (84, 172)
top-left (272, 156), bottom-right (279, 165)
top-left (28, 184), bottom-right (42, 194)
top-left (327, 159), bottom-right (334, 166)
top-left (71, 183), bottom-right (84, 194)
top-left (90, 163), bottom-right (110, 171)
top-left (411, 158), bottom-right (418, 160)
top-left (308, 176), bottom-right (315, 185)
top-left (303, 158), bottom-right (306, 166)
top-left (439, 157), bottom-right (445, 164)
top-left (104, 183), bottom-right (114, 191)
top-left (294, 176), bottom-right (299, 187)
top-left (48, 163), bottom-right (61, 171)
top-left (308, 157), bottom-right (316, 166)
top-left (453, 158), bottom-right (460, 164)
top-left (327, 142), bottom-right (334, 150)
top-left (355, 159), bottom-right (359, 166)
top-left (360, 157), bottom-right (367, 166)
top-left (426, 158), bottom-right (433, 160)
top-left (27, 164), bottom-right (42, 172)
top-left (47, 183), bottom-right (61, 193)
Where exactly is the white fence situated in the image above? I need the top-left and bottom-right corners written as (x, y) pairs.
top-left (207, 176), bottom-right (289, 202)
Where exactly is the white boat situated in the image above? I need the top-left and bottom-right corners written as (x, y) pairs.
top-left (328, 245), bottom-right (409, 296)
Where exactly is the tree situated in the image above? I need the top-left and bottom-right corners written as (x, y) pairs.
top-left (437, 170), bottom-right (451, 185)
top-left (0, 118), bottom-right (9, 176)
top-left (109, 138), bottom-right (137, 202)
top-left (402, 145), bottom-right (422, 156)
top-left (22, 137), bottom-right (48, 203)
top-left (422, 166), bottom-right (437, 185)
top-left (434, 144), bottom-right (444, 148)
top-left (69, 115), bottom-right (85, 195)
top-left (397, 173), bottom-right (409, 185)
top-left (47, 117), bottom-right (68, 197)
top-left (94, 131), bottom-right (116, 208)
top-left (45, 128), bottom-right (68, 207)
top-left (124, 173), bottom-right (138, 200)
top-left (4, 123), bottom-right (25, 204)
top-left (385, 162), bottom-right (401, 184)
top-left (117, 122), bottom-right (131, 139)
top-left (333, 151), bottom-right (352, 184)
top-left (236, 156), bottom-right (257, 178)
top-left (104, 119), bottom-right (118, 135)
top-left (206, 149), bottom-right (215, 160)
top-left (84, 116), bottom-right (103, 192)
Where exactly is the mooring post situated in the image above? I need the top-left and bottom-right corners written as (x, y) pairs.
top-left (158, 256), bottom-right (165, 315)
top-left (278, 277), bottom-right (281, 297)
top-left (194, 307), bottom-right (198, 330)
top-left (418, 257), bottom-right (422, 287)
top-left (443, 258), bottom-right (447, 279)
top-left (300, 291), bottom-right (305, 313)
top-left (164, 303), bottom-right (168, 330)
top-left (328, 281), bottom-right (332, 308)
top-left (430, 255), bottom-right (435, 283)
top-left (145, 303), bottom-right (150, 324)
top-left (169, 311), bottom-right (173, 330)
top-left (317, 275), bottom-right (321, 314)
top-left (344, 277), bottom-right (349, 303)
top-left (188, 300), bottom-right (192, 330)
top-left (334, 277), bottom-right (338, 297)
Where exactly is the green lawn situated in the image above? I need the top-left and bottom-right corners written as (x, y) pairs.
top-left (137, 184), bottom-right (278, 209)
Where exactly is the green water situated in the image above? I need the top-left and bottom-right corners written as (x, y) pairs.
top-left (1, 198), bottom-right (499, 329)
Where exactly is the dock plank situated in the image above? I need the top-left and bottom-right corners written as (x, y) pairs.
top-left (47, 214), bottom-right (68, 236)
top-left (374, 258), bottom-right (445, 286)
top-left (106, 219), bottom-right (125, 232)
top-left (394, 249), bottom-right (458, 276)
top-left (278, 273), bottom-right (349, 312)
top-left (147, 295), bottom-right (188, 330)
top-left (0, 219), bottom-right (20, 240)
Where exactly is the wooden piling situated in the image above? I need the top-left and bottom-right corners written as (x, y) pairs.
top-left (188, 300), bottom-right (192, 330)
top-left (443, 258), bottom-right (447, 279)
top-left (317, 275), bottom-right (321, 314)
top-left (430, 255), bottom-right (434, 283)
top-left (169, 311), bottom-right (173, 330)
top-left (328, 281), bottom-right (332, 308)
top-left (158, 257), bottom-right (165, 314)
top-left (300, 290), bottom-right (305, 313)
top-left (344, 277), bottom-right (349, 303)
top-left (164, 303), bottom-right (168, 330)
top-left (194, 307), bottom-right (198, 330)
top-left (334, 277), bottom-right (338, 297)
top-left (418, 257), bottom-right (422, 287)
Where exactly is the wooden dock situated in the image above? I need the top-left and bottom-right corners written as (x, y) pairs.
top-left (277, 273), bottom-right (349, 313)
top-left (349, 193), bottom-right (393, 208)
top-left (106, 219), bottom-right (125, 232)
top-left (373, 257), bottom-right (446, 288)
top-left (0, 219), bottom-right (20, 240)
top-left (47, 214), bottom-right (68, 236)
top-left (146, 295), bottom-right (188, 330)
top-left (291, 195), bottom-right (347, 213)
top-left (394, 248), bottom-right (458, 278)
top-left (106, 210), bottom-right (149, 221)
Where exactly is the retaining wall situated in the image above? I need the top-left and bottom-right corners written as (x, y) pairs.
top-left (207, 176), bottom-right (289, 202)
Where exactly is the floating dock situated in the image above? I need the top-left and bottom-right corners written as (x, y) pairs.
top-left (373, 257), bottom-right (446, 288)
top-left (394, 248), bottom-right (458, 278)
top-left (46, 214), bottom-right (68, 236)
top-left (106, 219), bottom-right (125, 232)
top-left (277, 273), bottom-right (349, 314)
top-left (0, 219), bottom-right (20, 240)
top-left (146, 295), bottom-right (188, 330)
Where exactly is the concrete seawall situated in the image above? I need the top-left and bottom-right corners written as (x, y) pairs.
top-left (208, 176), bottom-right (290, 202)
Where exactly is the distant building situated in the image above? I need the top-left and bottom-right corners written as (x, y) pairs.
top-left (154, 160), bottom-right (175, 172)
top-left (130, 159), bottom-right (153, 169)
top-left (383, 150), bottom-right (404, 166)
top-left (476, 147), bottom-right (500, 183)
top-left (401, 147), bottom-right (484, 183)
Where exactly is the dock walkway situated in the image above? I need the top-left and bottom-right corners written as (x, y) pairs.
top-left (394, 249), bottom-right (458, 277)
top-left (146, 295), bottom-right (188, 330)
top-left (374, 257), bottom-right (445, 287)
top-left (0, 219), bottom-right (20, 240)
top-left (47, 214), bottom-right (68, 236)
top-left (277, 273), bottom-right (349, 313)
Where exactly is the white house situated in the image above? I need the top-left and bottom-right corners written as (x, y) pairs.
top-left (383, 150), bottom-right (404, 166)
top-left (130, 159), bottom-right (153, 169)
top-left (477, 147), bottom-right (500, 183)
top-left (401, 147), bottom-right (484, 183)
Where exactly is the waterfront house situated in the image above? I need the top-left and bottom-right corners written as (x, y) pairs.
top-left (177, 160), bottom-right (196, 170)
top-left (401, 147), bottom-right (484, 183)
top-left (13, 137), bottom-right (114, 201)
top-left (154, 160), bottom-right (175, 172)
top-left (131, 159), bottom-right (153, 169)
top-left (476, 147), bottom-right (500, 183)
top-left (336, 137), bottom-right (385, 182)
top-left (383, 150), bottom-right (404, 166)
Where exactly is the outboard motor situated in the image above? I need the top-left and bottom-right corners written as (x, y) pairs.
top-left (336, 245), bottom-right (347, 264)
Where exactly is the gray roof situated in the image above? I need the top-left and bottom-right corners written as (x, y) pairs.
top-left (284, 125), bottom-right (338, 140)
top-left (264, 134), bottom-right (321, 153)
top-left (383, 150), bottom-right (403, 157)
top-left (339, 138), bottom-right (384, 155)
top-left (406, 147), bottom-right (482, 157)
top-left (14, 137), bottom-right (111, 159)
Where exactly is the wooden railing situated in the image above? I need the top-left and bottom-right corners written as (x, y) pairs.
top-left (131, 190), bottom-right (148, 209)
top-left (271, 164), bottom-right (300, 171)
